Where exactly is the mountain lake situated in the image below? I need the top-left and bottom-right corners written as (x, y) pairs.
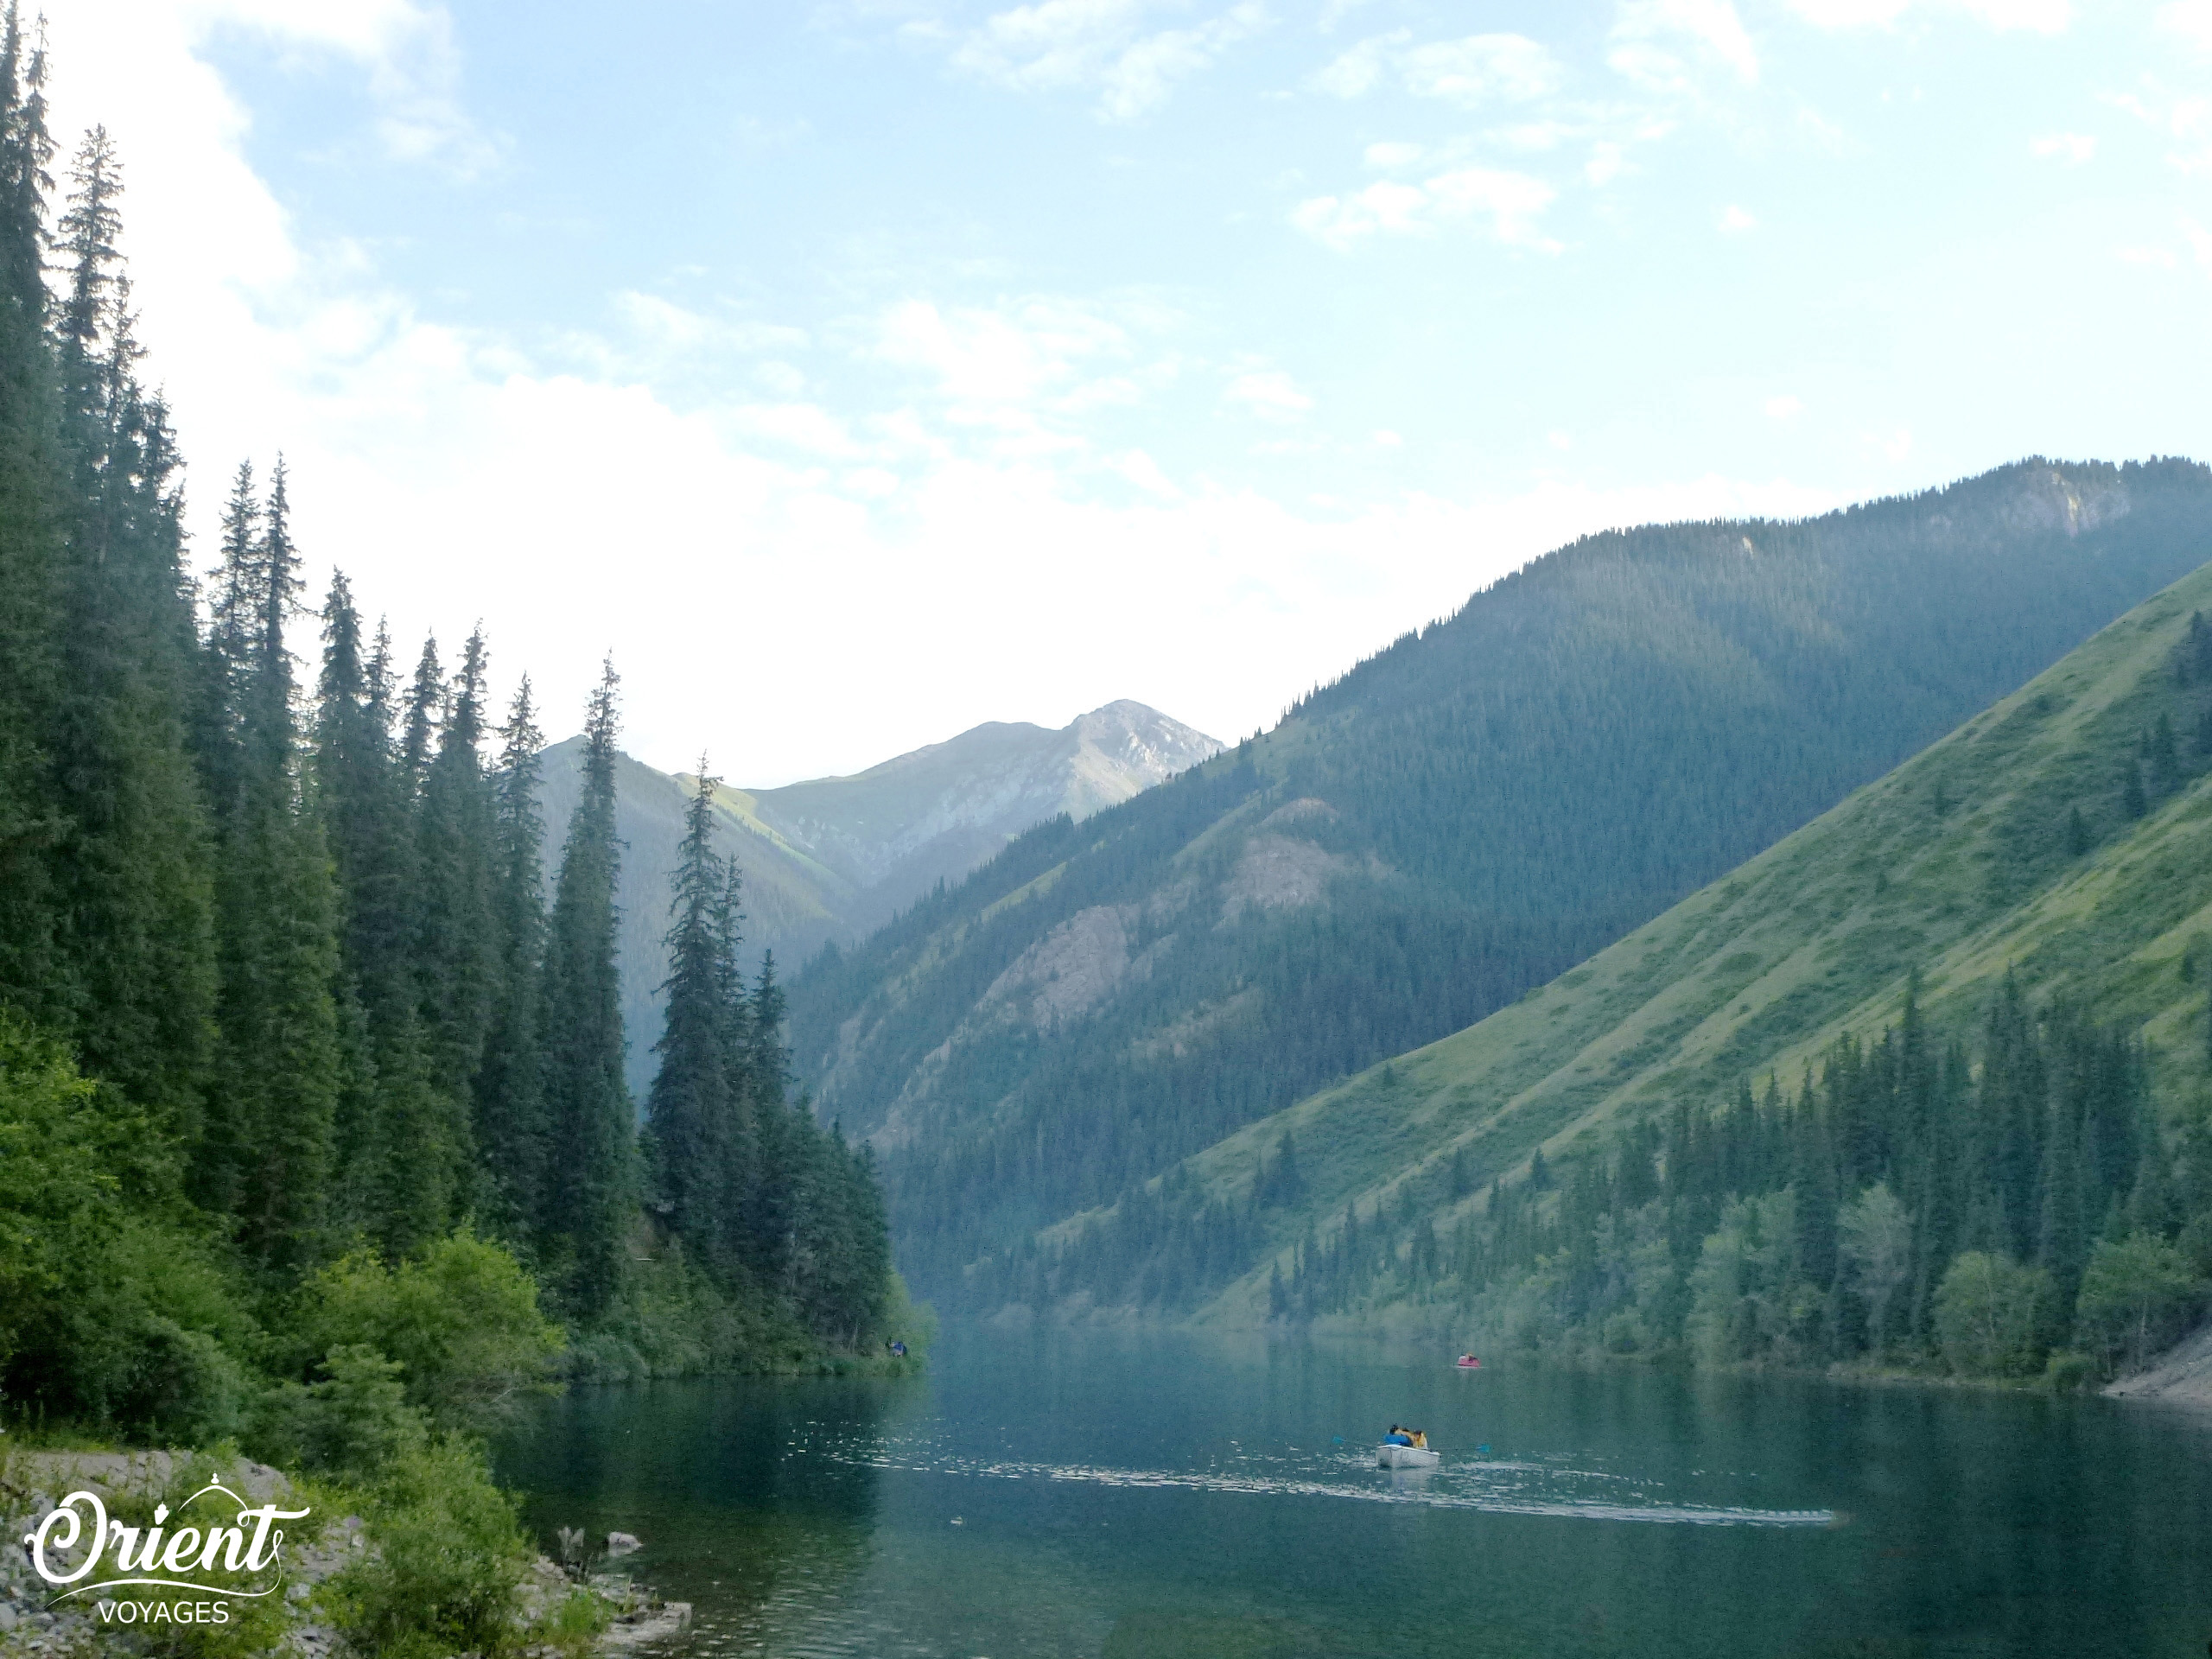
top-left (493, 1326), bottom-right (2212, 1658)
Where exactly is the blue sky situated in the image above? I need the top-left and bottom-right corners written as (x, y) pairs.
top-left (45, 0), bottom-right (2212, 780)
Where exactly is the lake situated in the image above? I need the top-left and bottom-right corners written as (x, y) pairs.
top-left (493, 1327), bottom-right (2212, 1657)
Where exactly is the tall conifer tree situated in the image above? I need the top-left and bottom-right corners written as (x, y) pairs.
top-left (540, 659), bottom-right (639, 1314)
top-left (0, 2), bottom-right (63, 1031)
top-left (645, 764), bottom-right (736, 1268)
top-left (200, 461), bottom-right (340, 1270)
top-left (475, 675), bottom-right (549, 1233)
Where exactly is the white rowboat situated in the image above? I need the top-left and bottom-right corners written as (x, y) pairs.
top-left (1376, 1444), bottom-right (1440, 1469)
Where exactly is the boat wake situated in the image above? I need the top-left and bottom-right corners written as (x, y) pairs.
top-left (793, 1433), bottom-right (1834, 1529)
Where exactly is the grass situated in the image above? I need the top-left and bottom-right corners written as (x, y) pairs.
top-left (1096, 558), bottom-right (2212, 1325)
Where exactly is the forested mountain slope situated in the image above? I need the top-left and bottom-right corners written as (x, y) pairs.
top-left (540, 702), bottom-right (1217, 1097)
top-left (789, 459), bottom-right (2212, 1300)
top-left (1018, 559), bottom-right (2212, 1376)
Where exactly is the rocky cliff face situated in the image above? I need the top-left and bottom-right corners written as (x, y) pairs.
top-left (538, 702), bottom-right (1221, 1098)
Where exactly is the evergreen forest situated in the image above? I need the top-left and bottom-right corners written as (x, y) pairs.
top-left (790, 451), bottom-right (2212, 1317)
top-left (971, 566), bottom-right (2212, 1382)
top-left (0, 22), bottom-right (901, 1467)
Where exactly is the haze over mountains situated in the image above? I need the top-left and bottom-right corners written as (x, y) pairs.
top-left (782, 458), bottom-right (2212, 1305)
top-left (1038, 557), bottom-right (2212, 1338)
top-left (540, 702), bottom-right (1222, 1095)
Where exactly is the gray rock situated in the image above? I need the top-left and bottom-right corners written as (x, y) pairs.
top-left (606, 1531), bottom-right (642, 1556)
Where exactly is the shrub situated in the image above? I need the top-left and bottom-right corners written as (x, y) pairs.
top-left (300, 1231), bottom-right (563, 1433)
top-left (2075, 1232), bottom-right (2203, 1376)
top-left (251, 1345), bottom-right (427, 1478)
top-left (321, 1439), bottom-right (534, 1659)
top-left (1933, 1252), bottom-right (2055, 1377)
top-left (0, 1018), bottom-right (259, 1440)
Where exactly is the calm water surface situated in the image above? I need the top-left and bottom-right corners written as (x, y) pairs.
top-left (494, 1328), bottom-right (2212, 1657)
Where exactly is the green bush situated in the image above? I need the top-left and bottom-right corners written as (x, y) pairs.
top-left (299, 1231), bottom-right (563, 1433)
top-left (2042, 1350), bottom-right (2097, 1393)
top-left (2075, 1232), bottom-right (2203, 1376)
top-left (251, 1345), bottom-right (427, 1478)
top-left (321, 1438), bottom-right (534, 1659)
top-left (1933, 1252), bottom-right (2056, 1377)
top-left (0, 1019), bottom-right (259, 1440)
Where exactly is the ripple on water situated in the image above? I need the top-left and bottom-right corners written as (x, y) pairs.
top-left (791, 1429), bottom-right (1836, 1529)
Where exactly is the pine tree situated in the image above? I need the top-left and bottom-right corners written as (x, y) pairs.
top-left (474, 675), bottom-right (549, 1234)
top-left (200, 461), bottom-right (340, 1272)
top-left (644, 763), bottom-right (737, 1268)
top-left (39, 121), bottom-right (216, 1128)
top-left (539, 658), bottom-right (639, 1315)
top-left (416, 625), bottom-right (497, 1109)
top-left (0, 1), bottom-right (64, 1034)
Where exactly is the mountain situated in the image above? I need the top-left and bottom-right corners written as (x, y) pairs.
top-left (785, 458), bottom-right (2212, 1303)
top-left (538, 702), bottom-right (1221, 1096)
top-left (1021, 550), bottom-right (2212, 1372)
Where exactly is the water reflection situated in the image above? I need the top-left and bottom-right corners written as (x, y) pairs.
top-left (497, 1373), bottom-right (912, 1652)
top-left (494, 1330), bottom-right (2212, 1659)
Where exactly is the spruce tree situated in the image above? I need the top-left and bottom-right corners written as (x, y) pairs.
top-left (474, 675), bottom-right (549, 1234)
top-left (416, 625), bottom-right (497, 1110)
top-left (39, 122), bottom-right (217, 1128)
top-left (0, 1), bottom-right (64, 1033)
top-left (644, 763), bottom-right (736, 1268)
top-left (539, 658), bottom-right (639, 1315)
top-left (200, 461), bottom-right (340, 1272)
top-left (314, 573), bottom-right (440, 1246)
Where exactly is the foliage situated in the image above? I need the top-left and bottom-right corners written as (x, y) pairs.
top-left (321, 1438), bottom-right (534, 1659)
top-left (2074, 1232), bottom-right (2203, 1376)
top-left (790, 457), bottom-right (2212, 1310)
top-left (296, 1232), bottom-right (564, 1434)
top-left (1933, 1253), bottom-right (2055, 1377)
top-left (251, 1344), bottom-right (425, 1478)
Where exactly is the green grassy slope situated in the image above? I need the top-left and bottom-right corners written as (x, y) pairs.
top-left (798, 459), bottom-right (2212, 1303)
top-left (1055, 558), bottom-right (2212, 1326)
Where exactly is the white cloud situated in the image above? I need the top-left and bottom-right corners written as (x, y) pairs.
top-left (950, 0), bottom-right (1268, 120)
top-left (1294, 168), bottom-right (1560, 251)
top-left (2163, 2), bottom-right (2212, 50)
top-left (1787, 0), bottom-right (1910, 22)
top-left (1788, 0), bottom-right (2069, 29)
top-left (2107, 82), bottom-right (2212, 175)
top-left (207, 0), bottom-right (502, 175)
top-left (42, 0), bottom-right (1857, 791)
top-left (1224, 368), bottom-right (1314, 421)
top-left (2116, 245), bottom-right (2178, 268)
top-left (2185, 218), bottom-right (2212, 272)
top-left (1398, 35), bottom-right (1563, 105)
top-left (1764, 394), bottom-right (1802, 418)
top-left (1611, 0), bottom-right (1760, 90)
top-left (1871, 427), bottom-right (1913, 461)
top-left (613, 292), bottom-right (810, 357)
top-left (1958, 0), bottom-right (2069, 29)
top-left (875, 296), bottom-right (1135, 418)
top-left (1363, 141), bottom-right (1426, 168)
top-left (1313, 30), bottom-right (1558, 105)
top-left (2030, 131), bottom-right (2096, 164)
top-left (1719, 203), bottom-right (1757, 232)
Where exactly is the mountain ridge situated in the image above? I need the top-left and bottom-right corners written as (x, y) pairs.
top-left (537, 700), bottom-right (1222, 1096)
top-left (1019, 556), bottom-right (2212, 1338)
top-left (787, 456), bottom-right (2212, 1302)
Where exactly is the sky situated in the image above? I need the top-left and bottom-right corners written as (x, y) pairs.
top-left (38, 0), bottom-right (2212, 782)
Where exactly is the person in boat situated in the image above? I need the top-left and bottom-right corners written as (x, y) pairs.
top-left (1408, 1428), bottom-right (1428, 1449)
top-left (1384, 1425), bottom-right (1414, 1446)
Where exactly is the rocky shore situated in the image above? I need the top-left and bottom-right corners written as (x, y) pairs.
top-left (0, 1450), bottom-right (689, 1656)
